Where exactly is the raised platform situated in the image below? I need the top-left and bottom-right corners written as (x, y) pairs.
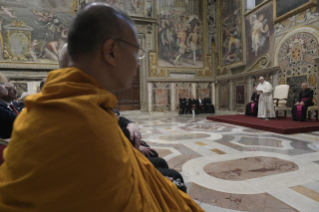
top-left (207, 115), bottom-right (319, 134)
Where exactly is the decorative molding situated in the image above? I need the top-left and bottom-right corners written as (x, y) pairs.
top-left (273, 0), bottom-right (317, 24)
top-left (244, 0), bottom-right (271, 16)
top-left (154, 82), bottom-right (169, 89)
top-left (217, 66), bottom-right (280, 81)
top-left (246, 55), bottom-right (271, 72)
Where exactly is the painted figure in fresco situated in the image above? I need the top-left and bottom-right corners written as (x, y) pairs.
top-left (3, 43), bottom-right (12, 60)
top-left (0, 6), bottom-right (17, 19)
top-left (174, 26), bottom-right (187, 66)
top-left (250, 14), bottom-right (269, 56)
top-left (187, 25), bottom-right (200, 65)
top-left (298, 8), bottom-right (319, 23)
top-left (32, 9), bottom-right (54, 23)
top-left (44, 40), bottom-right (65, 61)
top-left (130, 0), bottom-right (139, 14)
top-left (29, 40), bottom-right (39, 62)
top-left (207, 0), bottom-right (216, 27)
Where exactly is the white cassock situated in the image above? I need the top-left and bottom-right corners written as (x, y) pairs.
top-left (256, 81), bottom-right (276, 118)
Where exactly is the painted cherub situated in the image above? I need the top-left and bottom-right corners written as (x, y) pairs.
top-left (3, 43), bottom-right (12, 60)
top-left (32, 9), bottom-right (54, 23)
top-left (0, 6), bottom-right (17, 18)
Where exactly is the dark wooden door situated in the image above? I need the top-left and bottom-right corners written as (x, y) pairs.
top-left (113, 69), bottom-right (140, 111)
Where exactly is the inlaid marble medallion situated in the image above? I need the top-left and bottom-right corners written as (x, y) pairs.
top-left (204, 156), bottom-right (299, 181)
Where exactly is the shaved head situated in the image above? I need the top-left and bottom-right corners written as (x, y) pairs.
top-left (67, 3), bottom-right (134, 61)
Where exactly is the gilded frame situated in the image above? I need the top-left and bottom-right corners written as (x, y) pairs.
top-left (218, 0), bottom-right (244, 68)
top-left (6, 30), bottom-right (31, 61)
top-left (273, 0), bottom-right (317, 24)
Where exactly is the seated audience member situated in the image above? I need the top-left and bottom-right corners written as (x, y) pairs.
top-left (188, 95), bottom-right (197, 115)
top-left (0, 80), bottom-right (18, 139)
top-left (203, 94), bottom-right (215, 113)
top-left (3, 82), bottom-right (21, 112)
top-left (197, 95), bottom-right (204, 113)
top-left (0, 3), bottom-right (203, 211)
top-left (179, 95), bottom-right (188, 114)
top-left (114, 109), bottom-right (186, 190)
top-left (245, 88), bottom-right (260, 116)
top-left (291, 82), bottom-right (314, 121)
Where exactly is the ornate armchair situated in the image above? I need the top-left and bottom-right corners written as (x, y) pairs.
top-left (273, 85), bottom-right (290, 118)
top-left (307, 98), bottom-right (318, 121)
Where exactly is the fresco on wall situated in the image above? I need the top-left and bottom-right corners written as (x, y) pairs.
top-left (207, 0), bottom-right (216, 29)
top-left (220, 0), bottom-right (242, 66)
top-left (245, 1), bottom-right (274, 67)
top-left (157, 0), bottom-right (203, 68)
top-left (275, 6), bottom-right (319, 34)
top-left (80, 0), bottom-right (146, 17)
top-left (0, 0), bottom-right (73, 65)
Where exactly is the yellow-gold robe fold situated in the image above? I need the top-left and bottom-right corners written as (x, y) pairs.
top-left (0, 68), bottom-right (204, 212)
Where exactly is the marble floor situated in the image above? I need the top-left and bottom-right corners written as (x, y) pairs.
top-left (121, 111), bottom-right (319, 212)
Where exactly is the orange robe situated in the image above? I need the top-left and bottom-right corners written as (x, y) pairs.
top-left (0, 68), bottom-right (204, 212)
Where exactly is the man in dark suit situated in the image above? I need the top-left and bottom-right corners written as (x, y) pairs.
top-left (0, 82), bottom-right (18, 139)
top-left (179, 95), bottom-right (188, 114)
top-left (197, 95), bottom-right (204, 113)
top-left (291, 83), bottom-right (314, 121)
top-left (203, 94), bottom-right (215, 113)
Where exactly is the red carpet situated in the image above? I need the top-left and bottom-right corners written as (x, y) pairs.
top-left (207, 115), bottom-right (319, 134)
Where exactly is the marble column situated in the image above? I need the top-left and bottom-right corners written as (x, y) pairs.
top-left (148, 83), bottom-right (153, 112)
top-left (171, 83), bottom-right (175, 112)
top-left (212, 83), bottom-right (216, 105)
top-left (229, 81), bottom-right (233, 111)
top-left (192, 83), bottom-right (197, 97)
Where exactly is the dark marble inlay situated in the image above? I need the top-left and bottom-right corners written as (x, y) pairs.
top-left (154, 148), bottom-right (173, 158)
top-left (204, 156), bottom-right (299, 181)
top-left (188, 183), bottom-right (298, 212)
top-left (159, 133), bottom-right (210, 141)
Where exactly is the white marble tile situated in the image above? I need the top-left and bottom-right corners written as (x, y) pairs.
top-left (302, 181), bottom-right (319, 193)
top-left (268, 188), bottom-right (319, 212)
top-left (247, 171), bottom-right (315, 192)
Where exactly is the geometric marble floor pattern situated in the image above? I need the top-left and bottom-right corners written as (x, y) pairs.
top-left (122, 111), bottom-right (319, 212)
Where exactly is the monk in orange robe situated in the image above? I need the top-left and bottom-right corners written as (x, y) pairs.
top-left (0, 3), bottom-right (203, 212)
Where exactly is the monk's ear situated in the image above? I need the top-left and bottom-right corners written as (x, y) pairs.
top-left (102, 39), bottom-right (116, 66)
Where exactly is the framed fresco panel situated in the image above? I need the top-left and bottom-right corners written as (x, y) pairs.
top-left (157, 0), bottom-right (204, 68)
top-left (245, 1), bottom-right (274, 67)
top-left (0, 0), bottom-right (74, 69)
top-left (78, 0), bottom-right (146, 17)
top-left (219, 0), bottom-right (243, 67)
